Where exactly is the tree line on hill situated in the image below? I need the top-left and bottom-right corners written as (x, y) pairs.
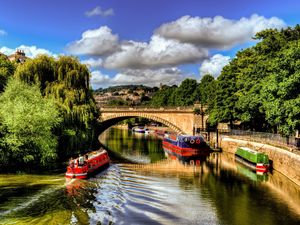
top-left (0, 55), bottom-right (98, 170)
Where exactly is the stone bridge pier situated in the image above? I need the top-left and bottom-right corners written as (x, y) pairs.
top-left (99, 105), bottom-right (208, 135)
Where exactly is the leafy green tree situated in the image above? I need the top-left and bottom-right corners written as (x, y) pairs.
top-left (149, 85), bottom-right (177, 107)
top-left (260, 40), bottom-right (300, 135)
top-left (0, 55), bottom-right (15, 92)
top-left (0, 79), bottom-right (62, 167)
top-left (209, 25), bottom-right (300, 135)
top-left (198, 74), bottom-right (216, 106)
top-left (209, 62), bottom-right (239, 127)
top-left (174, 78), bottom-right (198, 106)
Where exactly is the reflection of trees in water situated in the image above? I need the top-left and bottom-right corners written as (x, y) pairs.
top-left (176, 153), bottom-right (300, 225)
top-left (99, 128), bottom-right (165, 163)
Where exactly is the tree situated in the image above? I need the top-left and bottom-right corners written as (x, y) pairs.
top-left (209, 25), bottom-right (300, 134)
top-left (149, 85), bottom-right (177, 107)
top-left (174, 78), bottom-right (198, 106)
top-left (0, 79), bottom-right (62, 167)
top-left (260, 40), bottom-right (300, 135)
top-left (198, 74), bottom-right (216, 106)
top-left (0, 55), bottom-right (15, 92)
top-left (209, 62), bottom-right (239, 127)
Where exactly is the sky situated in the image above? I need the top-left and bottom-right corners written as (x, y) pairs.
top-left (0, 0), bottom-right (300, 89)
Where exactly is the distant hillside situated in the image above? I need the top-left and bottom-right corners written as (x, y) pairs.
top-left (94, 85), bottom-right (158, 94)
top-left (93, 85), bottom-right (159, 106)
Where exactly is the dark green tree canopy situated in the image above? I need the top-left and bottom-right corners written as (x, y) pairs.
top-left (208, 25), bottom-right (300, 135)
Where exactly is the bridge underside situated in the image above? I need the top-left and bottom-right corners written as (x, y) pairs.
top-left (99, 115), bottom-right (184, 134)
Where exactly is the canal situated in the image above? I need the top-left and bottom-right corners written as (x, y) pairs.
top-left (0, 127), bottom-right (300, 224)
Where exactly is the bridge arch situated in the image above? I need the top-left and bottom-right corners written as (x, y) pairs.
top-left (100, 113), bottom-right (184, 134)
top-left (99, 106), bottom-right (208, 135)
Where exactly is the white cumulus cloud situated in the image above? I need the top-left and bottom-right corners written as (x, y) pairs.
top-left (66, 26), bottom-right (119, 56)
top-left (199, 54), bottom-right (231, 78)
top-left (90, 67), bottom-right (193, 89)
top-left (85, 6), bottom-right (114, 17)
top-left (0, 45), bottom-right (55, 58)
top-left (103, 35), bottom-right (208, 69)
top-left (90, 70), bottom-right (111, 89)
top-left (156, 14), bottom-right (286, 49)
top-left (82, 58), bottom-right (103, 69)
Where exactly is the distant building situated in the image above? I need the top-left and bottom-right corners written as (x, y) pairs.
top-left (8, 49), bottom-right (28, 63)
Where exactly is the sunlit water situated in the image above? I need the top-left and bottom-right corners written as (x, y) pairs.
top-left (0, 127), bottom-right (300, 225)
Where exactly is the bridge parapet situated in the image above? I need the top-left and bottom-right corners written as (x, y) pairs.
top-left (100, 106), bottom-right (194, 112)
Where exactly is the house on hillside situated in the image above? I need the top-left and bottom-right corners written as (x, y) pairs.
top-left (8, 49), bottom-right (28, 63)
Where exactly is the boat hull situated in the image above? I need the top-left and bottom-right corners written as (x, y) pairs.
top-left (163, 134), bottom-right (210, 162)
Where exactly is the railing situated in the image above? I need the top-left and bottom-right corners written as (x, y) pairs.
top-left (218, 129), bottom-right (300, 150)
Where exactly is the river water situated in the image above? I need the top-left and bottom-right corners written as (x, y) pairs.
top-left (0, 127), bottom-right (300, 225)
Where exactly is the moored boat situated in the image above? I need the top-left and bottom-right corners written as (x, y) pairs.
top-left (235, 147), bottom-right (269, 172)
top-left (65, 149), bottom-right (110, 179)
top-left (132, 126), bottom-right (146, 133)
top-left (162, 134), bottom-right (210, 161)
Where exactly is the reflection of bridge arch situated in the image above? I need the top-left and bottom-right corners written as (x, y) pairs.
top-left (99, 106), bottom-right (208, 135)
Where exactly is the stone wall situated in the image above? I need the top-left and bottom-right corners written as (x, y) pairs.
top-left (220, 137), bottom-right (300, 186)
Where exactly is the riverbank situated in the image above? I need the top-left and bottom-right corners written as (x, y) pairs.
top-left (219, 137), bottom-right (300, 186)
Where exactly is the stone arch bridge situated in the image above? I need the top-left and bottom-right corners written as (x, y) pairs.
top-left (99, 105), bottom-right (208, 135)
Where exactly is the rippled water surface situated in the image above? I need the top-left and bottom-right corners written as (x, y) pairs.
top-left (0, 127), bottom-right (300, 225)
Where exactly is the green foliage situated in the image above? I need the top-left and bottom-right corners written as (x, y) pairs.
top-left (14, 55), bottom-right (56, 91)
top-left (0, 79), bottom-right (62, 166)
top-left (140, 94), bottom-right (151, 104)
top-left (208, 62), bottom-right (239, 126)
top-left (107, 98), bottom-right (128, 106)
top-left (14, 55), bottom-right (99, 157)
top-left (260, 40), bottom-right (300, 135)
top-left (209, 25), bottom-right (300, 135)
top-left (174, 79), bottom-right (198, 106)
top-left (198, 74), bottom-right (216, 108)
top-left (149, 79), bottom-right (200, 107)
top-left (0, 55), bottom-right (15, 92)
top-left (193, 108), bottom-right (201, 115)
top-left (149, 85), bottom-right (177, 107)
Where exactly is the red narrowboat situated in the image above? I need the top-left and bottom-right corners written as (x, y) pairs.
top-left (163, 134), bottom-right (210, 161)
top-left (65, 149), bottom-right (110, 179)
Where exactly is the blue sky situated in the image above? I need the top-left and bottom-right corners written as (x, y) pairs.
top-left (0, 0), bottom-right (299, 88)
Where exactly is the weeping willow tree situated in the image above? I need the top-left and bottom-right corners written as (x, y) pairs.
top-left (14, 55), bottom-right (99, 158)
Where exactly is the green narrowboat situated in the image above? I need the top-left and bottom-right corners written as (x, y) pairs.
top-left (235, 147), bottom-right (269, 172)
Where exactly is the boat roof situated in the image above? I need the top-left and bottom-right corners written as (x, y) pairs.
top-left (178, 134), bottom-right (205, 138)
top-left (238, 146), bottom-right (259, 154)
